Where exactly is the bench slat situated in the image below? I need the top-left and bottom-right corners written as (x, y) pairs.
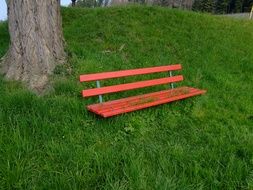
top-left (80, 64), bottom-right (182, 82)
top-left (87, 86), bottom-right (190, 112)
top-left (87, 87), bottom-right (206, 117)
top-left (82, 75), bottom-right (184, 97)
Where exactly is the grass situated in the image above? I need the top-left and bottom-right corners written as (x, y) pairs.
top-left (1, 6), bottom-right (253, 189)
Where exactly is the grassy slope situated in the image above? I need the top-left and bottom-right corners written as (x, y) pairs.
top-left (1, 6), bottom-right (253, 189)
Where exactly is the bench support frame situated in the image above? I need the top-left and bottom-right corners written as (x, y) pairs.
top-left (96, 80), bottom-right (103, 103)
top-left (169, 71), bottom-right (174, 89)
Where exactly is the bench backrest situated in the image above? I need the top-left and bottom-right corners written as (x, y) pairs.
top-left (80, 64), bottom-right (183, 101)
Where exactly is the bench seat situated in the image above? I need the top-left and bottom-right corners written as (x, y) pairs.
top-left (87, 86), bottom-right (206, 118)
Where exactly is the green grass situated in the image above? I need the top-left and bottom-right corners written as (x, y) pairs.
top-left (1, 6), bottom-right (253, 189)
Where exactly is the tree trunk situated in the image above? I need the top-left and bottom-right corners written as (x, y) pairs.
top-left (72, 0), bottom-right (76, 6)
top-left (1, 0), bottom-right (65, 93)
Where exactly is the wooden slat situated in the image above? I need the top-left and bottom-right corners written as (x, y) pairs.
top-left (87, 87), bottom-right (206, 117)
top-left (102, 89), bottom-right (206, 117)
top-left (87, 86), bottom-right (190, 112)
top-left (82, 75), bottom-right (184, 97)
top-left (80, 64), bottom-right (182, 82)
top-left (88, 87), bottom-right (189, 114)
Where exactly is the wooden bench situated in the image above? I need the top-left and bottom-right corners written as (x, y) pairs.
top-left (80, 64), bottom-right (206, 118)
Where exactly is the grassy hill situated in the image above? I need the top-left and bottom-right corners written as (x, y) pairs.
top-left (1, 6), bottom-right (253, 189)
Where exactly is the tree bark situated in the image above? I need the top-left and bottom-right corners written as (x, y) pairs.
top-left (72, 0), bottom-right (76, 6)
top-left (1, 0), bottom-right (65, 93)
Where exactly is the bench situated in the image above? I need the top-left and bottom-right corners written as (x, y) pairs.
top-left (80, 64), bottom-right (206, 118)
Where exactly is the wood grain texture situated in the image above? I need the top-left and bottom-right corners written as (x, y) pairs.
top-left (87, 87), bottom-right (206, 117)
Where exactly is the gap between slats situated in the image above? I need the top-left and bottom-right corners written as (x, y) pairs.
top-left (101, 89), bottom-right (206, 117)
top-left (88, 87), bottom-right (191, 112)
top-left (87, 87), bottom-right (206, 117)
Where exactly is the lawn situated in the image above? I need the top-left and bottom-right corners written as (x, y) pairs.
top-left (0, 6), bottom-right (253, 189)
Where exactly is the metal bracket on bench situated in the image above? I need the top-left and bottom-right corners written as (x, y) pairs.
top-left (169, 71), bottom-right (175, 89)
top-left (96, 81), bottom-right (103, 103)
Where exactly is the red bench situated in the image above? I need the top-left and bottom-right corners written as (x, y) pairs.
top-left (80, 64), bottom-right (206, 118)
